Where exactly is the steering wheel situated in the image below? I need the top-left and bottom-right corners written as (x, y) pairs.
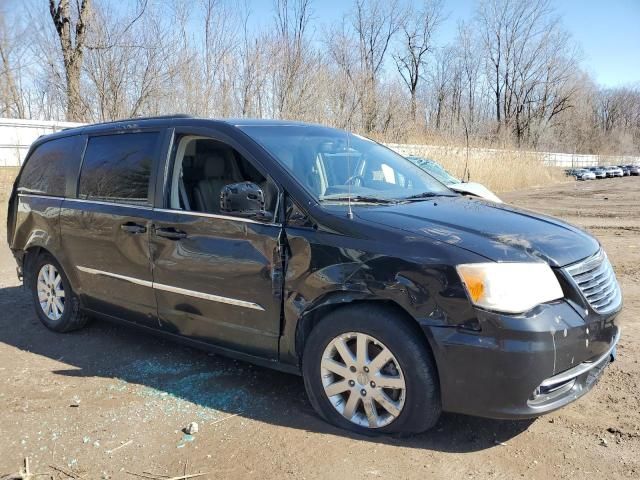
top-left (344, 174), bottom-right (365, 187)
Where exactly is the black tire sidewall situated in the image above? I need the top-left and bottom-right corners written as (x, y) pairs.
top-left (302, 305), bottom-right (441, 435)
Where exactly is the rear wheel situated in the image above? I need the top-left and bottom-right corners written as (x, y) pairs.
top-left (302, 304), bottom-right (441, 435)
top-left (30, 253), bottom-right (88, 332)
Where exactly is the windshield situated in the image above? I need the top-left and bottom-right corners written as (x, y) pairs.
top-left (406, 156), bottom-right (459, 185)
top-left (238, 124), bottom-right (452, 202)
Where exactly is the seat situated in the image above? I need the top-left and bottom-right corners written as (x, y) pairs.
top-left (260, 180), bottom-right (278, 212)
top-left (295, 154), bottom-right (324, 197)
top-left (278, 146), bottom-right (323, 197)
top-left (193, 152), bottom-right (231, 213)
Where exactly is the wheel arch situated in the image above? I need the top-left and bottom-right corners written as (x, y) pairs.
top-left (22, 245), bottom-right (79, 293)
top-left (294, 294), bottom-right (437, 371)
top-left (22, 245), bottom-right (45, 290)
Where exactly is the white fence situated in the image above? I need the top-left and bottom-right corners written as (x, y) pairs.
top-left (1, 117), bottom-right (639, 168)
top-left (0, 118), bottom-right (83, 166)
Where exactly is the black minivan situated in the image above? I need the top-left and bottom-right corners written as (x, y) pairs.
top-left (7, 116), bottom-right (622, 434)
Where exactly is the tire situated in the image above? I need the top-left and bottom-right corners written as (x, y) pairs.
top-left (29, 252), bottom-right (89, 332)
top-left (302, 304), bottom-right (441, 435)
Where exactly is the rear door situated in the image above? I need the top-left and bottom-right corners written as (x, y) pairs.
top-left (60, 129), bottom-right (168, 327)
top-left (149, 126), bottom-right (284, 359)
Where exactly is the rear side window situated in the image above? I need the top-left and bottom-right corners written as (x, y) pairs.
top-left (18, 136), bottom-right (79, 196)
top-left (79, 132), bottom-right (158, 205)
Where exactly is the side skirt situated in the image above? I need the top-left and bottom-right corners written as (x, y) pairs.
top-left (84, 308), bottom-right (302, 376)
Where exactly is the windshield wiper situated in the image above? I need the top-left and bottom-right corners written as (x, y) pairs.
top-left (320, 195), bottom-right (397, 204)
top-left (402, 192), bottom-right (455, 201)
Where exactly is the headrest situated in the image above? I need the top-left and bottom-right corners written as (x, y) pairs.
top-left (203, 152), bottom-right (226, 177)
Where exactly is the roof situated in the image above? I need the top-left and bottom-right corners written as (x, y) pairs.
top-left (27, 115), bottom-right (333, 148)
top-left (224, 118), bottom-right (321, 128)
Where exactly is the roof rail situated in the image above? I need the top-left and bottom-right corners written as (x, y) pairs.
top-left (83, 114), bottom-right (193, 128)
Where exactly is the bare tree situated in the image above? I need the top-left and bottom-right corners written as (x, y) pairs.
top-left (393, 0), bottom-right (443, 122)
top-left (201, 0), bottom-right (238, 116)
top-left (477, 0), bottom-right (581, 145)
top-left (455, 21), bottom-right (482, 127)
top-left (49, 0), bottom-right (91, 121)
top-left (0, 0), bottom-right (636, 157)
top-left (270, 0), bottom-right (316, 118)
top-left (81, 1), bottom-right (179, 121)
top-left (0, 12), bottom-right (26, 118)
top-left (428, 46), bottom-right (454, 131)
top-left (352, 0), bottom-right (404, 133)
top-left (236, 12), bottom-right (268, 117)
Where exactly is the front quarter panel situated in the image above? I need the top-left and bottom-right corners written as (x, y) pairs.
top-left (279, 221), bottom-right (484, 366)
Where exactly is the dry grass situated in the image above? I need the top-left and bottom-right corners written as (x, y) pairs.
top-left (0, 142), bottom-right (567, 203)
top-left (376, 129), bottom-right (571, 193)
top-left (0, 167), bottom-right (19, 203)
top-left (384, 143), bottom-right (568, 193)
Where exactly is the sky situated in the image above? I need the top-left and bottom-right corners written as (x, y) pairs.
top-left (245, 0), bottom-right (640, 88)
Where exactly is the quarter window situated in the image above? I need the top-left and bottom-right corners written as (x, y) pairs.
top-left (78, 132), bottom-right (158, 205)
top-left (18, 136), bottom-right (79, 197)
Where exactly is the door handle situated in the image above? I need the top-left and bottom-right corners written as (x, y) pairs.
top-left (121, 222), bottom-right (147, 234)
top-left (154, 227), bottom-right (188, 240)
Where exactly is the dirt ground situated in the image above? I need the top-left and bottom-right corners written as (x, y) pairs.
top-left (0, 177), bottom-right (638, 479)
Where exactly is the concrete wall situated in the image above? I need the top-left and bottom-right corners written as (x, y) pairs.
top-left (385, 143), bottom-right (640, 168)
top-left (0, 117), bottom-right (83, 167)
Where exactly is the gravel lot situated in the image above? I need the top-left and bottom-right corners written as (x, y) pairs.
top-left (0, 177), bottom-right (638, 479)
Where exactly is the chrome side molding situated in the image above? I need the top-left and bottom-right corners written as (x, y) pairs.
top-left (153, 281), bottom-right (265, 311)
top-left (77, 266), bottom-right (153, 288)
top-left (76, 265), bottom-right (265, 311)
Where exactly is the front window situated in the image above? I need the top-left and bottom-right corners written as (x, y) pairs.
top-left (167, 135), bottom-right (278, 220)
top-left (238, 125), bottom-right (453, 203)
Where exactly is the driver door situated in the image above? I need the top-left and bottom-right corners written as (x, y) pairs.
top-left (149, 127), bottom-right (284, 359)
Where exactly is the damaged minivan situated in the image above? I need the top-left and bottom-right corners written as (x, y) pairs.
top-left (7, 116), bottom-right (622, 434)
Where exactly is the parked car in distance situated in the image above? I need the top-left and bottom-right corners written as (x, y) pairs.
top-left (405, 156), bottom-right (502, 203)
top-left (589, 167), bottom-right (607, 179)
top-left (7, 116), bottom-right (622, 435)
top-left (604, 166), bottom-right (624, 178)
top-left (629, 164), bottom-right (640, 175)
top-left (573, 168), bottom-right (596, 181)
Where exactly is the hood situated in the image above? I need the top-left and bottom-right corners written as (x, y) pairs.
top-left (449, 182), bottom-right (502, 203)
top-left (354, 196), bottom-right (599, 267)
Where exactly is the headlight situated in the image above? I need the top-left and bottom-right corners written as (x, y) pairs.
top-left (456, 263), bottom-right (563, 314)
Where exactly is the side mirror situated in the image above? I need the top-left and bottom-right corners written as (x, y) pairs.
top-left (220, 182), bottom-right (273, 221)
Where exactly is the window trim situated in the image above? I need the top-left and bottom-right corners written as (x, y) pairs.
top-left (75, 128), bottom-right (167, 208)
top-left (64, 197), bottom-right (153, 211)
top-left (154, 208), bottom-right (279, 226)
top-left (159, 126), bottom-right (283, 226)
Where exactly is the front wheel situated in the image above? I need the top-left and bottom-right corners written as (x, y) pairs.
top-left (302, 304), bottom-right (441, 435)
top-left (30, 253), bottom-right (88, 332)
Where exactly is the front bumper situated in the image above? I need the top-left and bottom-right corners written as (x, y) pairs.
top-left (422, 300), bottom-right (620, 419)
top-left (528, 328), bottom-right (619, 413)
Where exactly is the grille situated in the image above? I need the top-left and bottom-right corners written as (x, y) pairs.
top-left (565, 250), bottom-right (622, 314)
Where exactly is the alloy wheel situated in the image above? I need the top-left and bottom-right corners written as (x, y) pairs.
top-left (37, 264), bottom-right (65, 321)
top-left (320, 332), bottom-right (406, 428)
